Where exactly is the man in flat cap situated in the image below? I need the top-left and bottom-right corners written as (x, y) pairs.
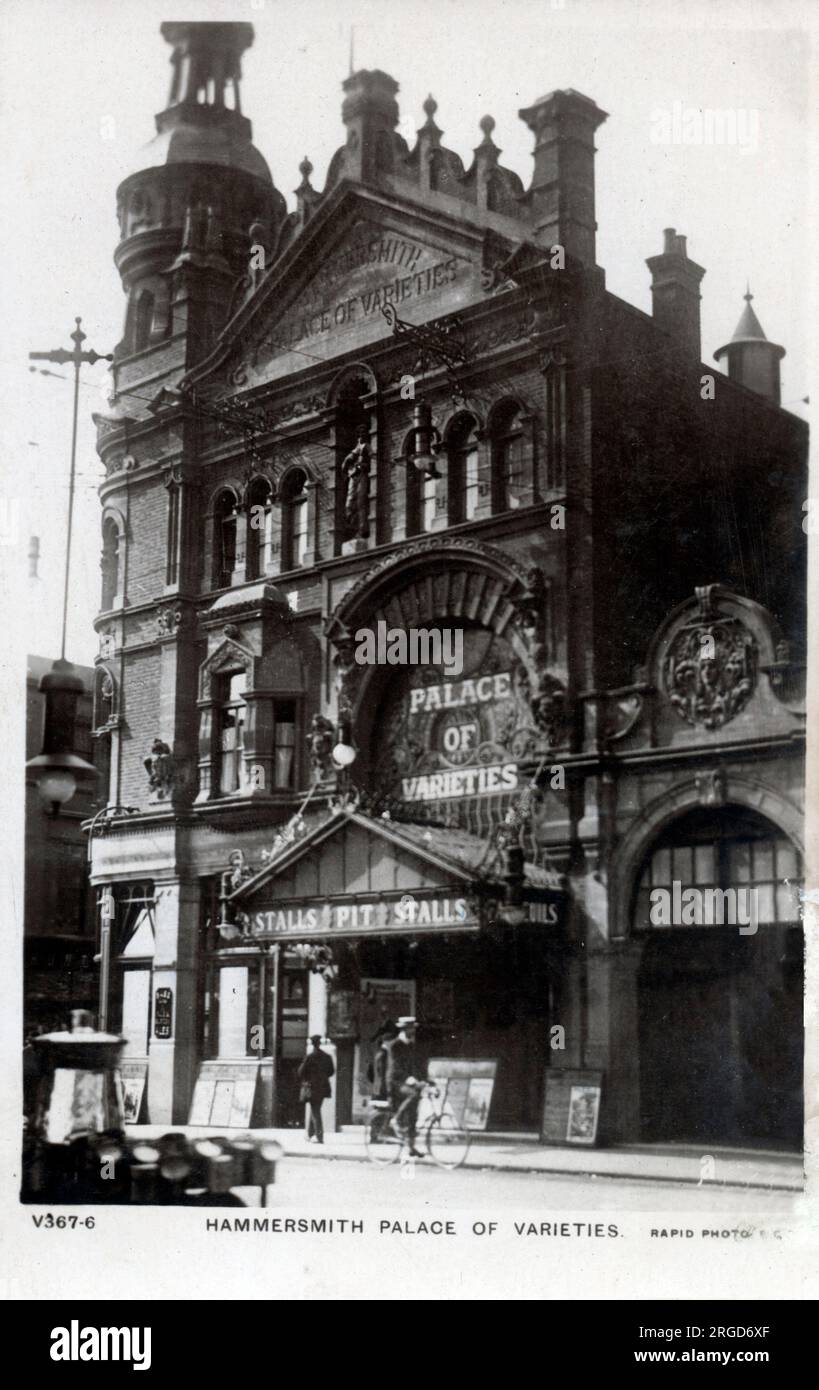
top-left (298, 1034), bottom-right (335, 1144)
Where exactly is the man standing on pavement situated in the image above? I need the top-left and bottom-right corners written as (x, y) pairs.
top-left (298, 1034), bottom-right (335, 1144)
top-left (387, 1016), bottom-right (423, 1156)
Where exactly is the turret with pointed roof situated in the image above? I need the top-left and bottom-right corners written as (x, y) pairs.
top-left (714, 286), bottom-right (785, 405)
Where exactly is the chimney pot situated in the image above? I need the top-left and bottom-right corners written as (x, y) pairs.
top-left (646, 229), bottom-right (706, 359)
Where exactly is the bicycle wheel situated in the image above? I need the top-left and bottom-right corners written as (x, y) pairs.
top-left (425, 1112), bottom-right (471, 1170)
top-left (364, 1107), bottom-right (402, 1166)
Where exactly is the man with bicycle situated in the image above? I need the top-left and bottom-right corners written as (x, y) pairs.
top-left (387, 1016), bottom-right (424, 1157)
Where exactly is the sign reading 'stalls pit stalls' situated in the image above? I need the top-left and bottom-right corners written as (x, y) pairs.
top-left (247, 894), bottom-right (476, 940)
top-left (373, 630), bottom-right (540, 806)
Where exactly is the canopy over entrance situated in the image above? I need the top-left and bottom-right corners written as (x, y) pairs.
top-left (225, 807), bottom-right (563, 943)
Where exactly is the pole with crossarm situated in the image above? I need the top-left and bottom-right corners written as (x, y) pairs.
top-left (29, 317), bottom-right (113, 659)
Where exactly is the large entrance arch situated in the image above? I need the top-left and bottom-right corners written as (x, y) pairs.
top-left (633, 805), bottom-right (803, 1149)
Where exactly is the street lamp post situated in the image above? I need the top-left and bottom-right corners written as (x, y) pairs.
top-left (25, 319), bottom-right (113, 815)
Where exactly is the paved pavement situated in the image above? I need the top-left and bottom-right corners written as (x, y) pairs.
top-left (127, 1123), bottom-right (803, 1192)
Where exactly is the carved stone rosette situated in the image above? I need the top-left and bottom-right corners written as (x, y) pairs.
top-left (663, 613), bottom-right (757, 730)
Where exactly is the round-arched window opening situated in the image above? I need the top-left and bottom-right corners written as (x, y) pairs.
top-left (447, 414), bottom-right (480, 525)
top-left (281, 470), bottom-right (309, 571)
top-left (245, 478), bottom-right (273, 580)
top-left (633, 806), bottom-right (802, 932)
top-left (213, 490), bottom-right (238, 588)
top-left (492, 403), bottom-right (525, 513)
top-left (101, 518), bottom-right (120, 610)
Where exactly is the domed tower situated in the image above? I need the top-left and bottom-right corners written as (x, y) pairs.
top-left (714, 286), bottom-right (785, 405)
top-left (112, 21), bottom-right (285, 383)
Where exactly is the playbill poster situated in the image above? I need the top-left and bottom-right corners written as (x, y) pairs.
top-left (0, 0), bottom-right (816, 1310)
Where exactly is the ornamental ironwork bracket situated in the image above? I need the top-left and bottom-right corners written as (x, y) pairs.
top-left (380, 303), bottom-right (470, 406)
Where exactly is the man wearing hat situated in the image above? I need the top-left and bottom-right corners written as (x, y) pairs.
top-left (298, 1034), bottom-right (335, 1144)
top-left (387, 1017), bottom-right (423, 1156)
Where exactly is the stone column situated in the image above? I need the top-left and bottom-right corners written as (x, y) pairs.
top-left (146, 877), bottom-right (201, 1125)
top-left (218, 963), bottom-right (250, 1057)
top-left (306, 973), bottom-right (336, 1134)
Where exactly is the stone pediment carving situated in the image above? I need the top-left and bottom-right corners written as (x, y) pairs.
top-left (237, 219), bottom-right (476, 387)
top-left (185, 188), bottom-right (516, 396)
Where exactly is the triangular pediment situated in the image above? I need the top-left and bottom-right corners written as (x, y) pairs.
top-left (234, 809), bottom-right (483, 906)
top-left (188, 183), bottom-right (515, 393)
top-left (230, 809), bottom-right (493, 941)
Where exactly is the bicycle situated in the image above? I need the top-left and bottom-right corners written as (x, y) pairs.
top-left (363, 1080), bottom-right (472, 1170)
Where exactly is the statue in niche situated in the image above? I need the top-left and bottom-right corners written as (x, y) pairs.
top-left (342, 428), bottom-right (371, 539)
top-left (144, 738), bottom-right (174, 799)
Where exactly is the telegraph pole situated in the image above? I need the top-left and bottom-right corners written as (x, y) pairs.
top-left (29, 317), bottom-right (113, 657)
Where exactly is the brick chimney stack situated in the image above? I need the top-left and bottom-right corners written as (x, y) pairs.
top-left (646, 228), bottom-right (706, 360)
top-left (518, 89), bottom-right (608, 265)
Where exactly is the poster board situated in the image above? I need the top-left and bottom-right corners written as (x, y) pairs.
top-left (541, 1068), bottom-right (604, 1146)
top-left (428, 1058), bottom-right (498, 1130)
top-left (119, 1060), bottom-right (148, 1124)
top-left (188, 1061), bottom-right (264, 1128)
top-left (328, 989), bottom-right (358, 1038)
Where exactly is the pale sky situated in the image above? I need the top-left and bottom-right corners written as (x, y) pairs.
top-left (0, 0), bottom-right (813, 668)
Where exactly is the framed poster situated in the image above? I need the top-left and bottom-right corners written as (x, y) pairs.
top-left (188, 1061), bottom-right (262, 1128)
top-left (566, 1085), bottom-right (602, 1145)
top-left (119, 1060), bottom-right (148, 1124)
top-left (541, 1069), bottom-right (604, 1146)
top-left (428, 1059), bottom-right (498, 1129)
top-left (442, 1077), bottom-right (469, 1125)
top-left (328, 988), bottom-right (358, 1038)
top-left (464, 1077), bottom-right (494, 1131)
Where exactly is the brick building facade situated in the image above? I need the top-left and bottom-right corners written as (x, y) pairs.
top-left (89, 22), bottom-right (806, 1144)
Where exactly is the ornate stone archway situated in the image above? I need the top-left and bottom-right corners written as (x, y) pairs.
top-left (324, 537), bottom-right (566, 746)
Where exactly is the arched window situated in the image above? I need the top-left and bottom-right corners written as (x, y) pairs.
top-left (133, 290), bottom-right (155, 352)
top-left (447, 415), bottom-right (480, 525)
top-left (165, 478), bottom-right (181, 586)
top-left (634, 808), bottom-right (802, 931)
top-left (405, 436), bottom-right (439, 537)
top-left (281, 470), bottom-right (309, 571)
top-left (213, 490), bottom-right (238, 588)
top-left (245, 478), bottom-right (273, 580)
top-left (101, 518), bottom-right (120, 610)
top-left (492, 403), bottom-right (525, 512)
